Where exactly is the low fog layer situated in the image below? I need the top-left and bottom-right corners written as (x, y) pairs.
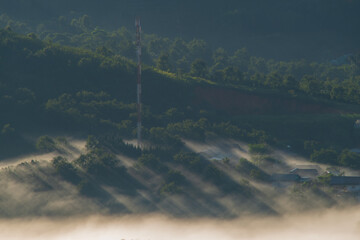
top-left (1, 208), bottom-right (359, 240)
top-left (0, 137), bottom-right (358, 218)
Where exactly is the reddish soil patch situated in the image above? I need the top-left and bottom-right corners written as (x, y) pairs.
top-left (194, 87), bottom-right (338, 115)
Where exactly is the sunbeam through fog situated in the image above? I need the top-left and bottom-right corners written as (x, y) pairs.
top-left (1, 1), bottom-right (360, 239)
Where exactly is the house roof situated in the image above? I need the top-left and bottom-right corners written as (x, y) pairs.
top-left (290, 168), bottom-right (319, 174)
top-left (272, 174), bottom-right (301, 182)
top-left (290, 169), bottom-right (319, 179)
top-left (294, 165), bottom-right (321, 171)
top-left (330, 176), bottom-right (360, 185)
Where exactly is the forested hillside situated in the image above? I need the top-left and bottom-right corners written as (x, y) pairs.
top-left (1, 1), bottom-right (360, 218)
top-left (1, 27), bottom-right (360, 169)
top-left (0, 0), bottom-right (359, 60)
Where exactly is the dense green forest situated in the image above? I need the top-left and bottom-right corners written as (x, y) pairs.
top-left (1, 26), bottom-right (360, 169)
top-left (1, 12), bottom-right (360, 103)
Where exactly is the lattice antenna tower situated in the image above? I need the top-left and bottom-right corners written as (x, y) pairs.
top-left (135, 17), bottom-right (142, 148)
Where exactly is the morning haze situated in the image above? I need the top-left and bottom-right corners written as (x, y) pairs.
top-left (0, 0), bottom-right (359, 239)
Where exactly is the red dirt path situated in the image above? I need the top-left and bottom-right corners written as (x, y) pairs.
top-left (194, 87), bottom-right (338, 115)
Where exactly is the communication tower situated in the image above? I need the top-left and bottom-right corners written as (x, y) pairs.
top-left (135, 17), bottom-right (142, 148)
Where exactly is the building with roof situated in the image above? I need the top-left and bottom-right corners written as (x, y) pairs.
top-left (294, 165), bottom-right (321, 171)
top-left (290, 168), bottom-right (319, 178)
top-left (272, 174), bottom-right (301, 182)
top-left (271, 173), bottom-right (305, 189)
top-left (330, 176), bottom-right (360, 192)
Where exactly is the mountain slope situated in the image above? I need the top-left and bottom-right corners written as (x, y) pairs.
top-left (0, 29), bottom-right (360, 218)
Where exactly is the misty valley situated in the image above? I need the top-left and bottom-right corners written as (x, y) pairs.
top-left (0, 1), bottom-right (360, 239)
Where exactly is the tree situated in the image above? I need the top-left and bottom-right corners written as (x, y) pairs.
top-left (173, 151), bottom-right (203, 172)
top-left (160, 182), bottom-right (182, 195)
top-left (330, 85), bottom-right (345, 100)
top-left (204, 165), bottom-right (223, 183)
top-left (53, 156), bottom-right (81, 184)
top-left (265, 71), bottom-right (283, 88)
top-left (282, 74), bottom-right (297, 89)
top-left (85, 135), bottom-right (100, 150)
top-left (148, 127), bottom-right (183, 148)
top-left (147, 35), bottom-right (171, 58)
top-left (231, 48), bottom-right (250, 72)
top-left (36, 135), bottom-right (56, 152)
top-left (190, 59), bottom-right (208, 78)
top-left (156, 53), bottom-right (171, 71)
top-left (96, 46), bottom-right (112, 57)
top-left (338, 150), bottom-right (360, 169)
top-left (187, 39), bottom-right (210, 61)
top-left (169, 38), bottom-right (188, 62)
top-left (304, 140), bottom-right (321, 155)
top-left (212, 48), bottom-right (228, 70)
top-left (299, 75), bottom-right (322, 95)
top-left (137, 153), bottom-right (167, 172)
top-left (222, 66), bottom-right (243, 85)
top-left (164, 108), bottom-right (184, 122)
top-left (310, 148), bottom-right (338, 164)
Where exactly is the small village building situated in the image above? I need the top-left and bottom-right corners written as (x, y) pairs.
top-left (294, 165), bottom-right (321, 170)
top-left (271, 174), bottom-right (303, 189)
top-left (330, 176), bottom-right (360, 192)
top-left (290, 168), bottom-right (319, 178)
top-left (272, 174), bottom-right (301, 182)
top-left (325, 167), bottom-right (343, 176)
